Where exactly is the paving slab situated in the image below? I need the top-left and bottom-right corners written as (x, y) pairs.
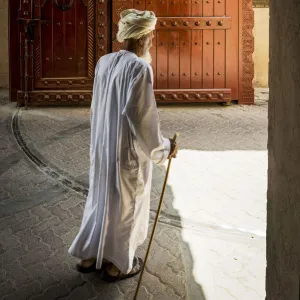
top-left (0, 94), bottom-right (267, 300)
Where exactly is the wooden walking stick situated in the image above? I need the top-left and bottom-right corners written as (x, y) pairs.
top-left (133, 133), bottom-right (179, 300)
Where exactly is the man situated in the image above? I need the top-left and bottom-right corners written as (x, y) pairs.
top-left (68, 9), bottom-right (178, 282)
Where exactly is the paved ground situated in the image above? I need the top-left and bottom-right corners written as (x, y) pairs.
top-left (0, 89), bottom-right (268, 300)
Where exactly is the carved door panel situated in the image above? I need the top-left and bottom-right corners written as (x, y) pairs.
top-left (15, 0), bottom-right (109, 106)
top-left (112, 0), bottom-right (254, 104)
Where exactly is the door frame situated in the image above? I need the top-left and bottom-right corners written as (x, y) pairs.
top-left (9, 0), bottom-right (253, 104)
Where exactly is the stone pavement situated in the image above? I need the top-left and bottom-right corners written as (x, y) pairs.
top-left (0, 90), bottom-right (267, 300)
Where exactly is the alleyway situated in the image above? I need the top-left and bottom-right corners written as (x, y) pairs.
top-left (0, 90), bottom-right (268, 300)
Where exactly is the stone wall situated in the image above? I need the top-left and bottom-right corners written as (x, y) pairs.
top-left (253, 8), bottom-right (269, 88)
top-left (0, 0), bottom-right (8, 88)
top-left (267, 0), bottom-right (300, 299)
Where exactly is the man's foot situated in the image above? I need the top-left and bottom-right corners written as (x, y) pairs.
top-left (76, 258), bottom-right (97, 273)
top-left (102, 257), bottom-right (143, 283)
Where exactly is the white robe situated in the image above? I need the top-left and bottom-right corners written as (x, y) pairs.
top-left (68, 50), bottom-right (170, 274)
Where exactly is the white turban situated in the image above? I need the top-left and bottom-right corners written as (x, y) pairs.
top-left (117, 9), bottom-right (157, 43)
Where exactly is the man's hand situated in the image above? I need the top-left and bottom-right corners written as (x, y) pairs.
top-left (168, 138), bottom-right (178, 159)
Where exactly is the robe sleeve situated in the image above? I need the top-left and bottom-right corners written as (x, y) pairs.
top-left (123, 65), bottom-right (170, 165)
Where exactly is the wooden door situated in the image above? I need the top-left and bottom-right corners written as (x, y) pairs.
top-left (11, 0), bottom-right (109, 106)
top-left (112, 0), bottom-right (254, 104)
top-left (10, 0), bottom-right (253, 105)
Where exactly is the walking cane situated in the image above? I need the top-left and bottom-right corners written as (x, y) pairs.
top-left (133, 133), bottom-right (179, 300)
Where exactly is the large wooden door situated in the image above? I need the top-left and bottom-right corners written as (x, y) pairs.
top-left (11, 0), bottom-right (109, 106)
top-left (10, 0), bottom-right (253, 105)
top-left (112, 0), bottom-right (254, 104)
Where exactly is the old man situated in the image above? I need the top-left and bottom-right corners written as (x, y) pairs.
top-left (68, 9), bottom-right (178, 282)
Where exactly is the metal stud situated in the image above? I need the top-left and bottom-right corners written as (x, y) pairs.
top-left (80, 57), bottom-right (84, 60)
top-left (172, 21), bottom-right (177, 26)
top-left (206, 20), bottom-right (212, 26)
top-left (218, 20), bottom-right (223, 26)
top-left (195, 21), bottom-right (200, 26)
top-left (206, 72), bottom-right (209, 76)
top-left (160, 73), bottom-right (164, 77)
top-left (172, 73), bottom-right (175, 76)
top-left (68, 22), bottom-right (72, 25)
top-left (69, 57), bottom-right (73, 60)
top-left (183, 21), bottom-right (188, 26)
top-left (218, 72), bottom-right (221, 75)
top-left (57, 22), bottom-right (61, 26)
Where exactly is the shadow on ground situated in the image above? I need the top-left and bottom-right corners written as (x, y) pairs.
top-left (0, 104), bottom-right (206, 300)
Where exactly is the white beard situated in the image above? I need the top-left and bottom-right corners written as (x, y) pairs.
top-left (140, 51), bottom-right (152, 64)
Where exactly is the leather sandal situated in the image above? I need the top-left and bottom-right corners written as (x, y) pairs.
top-left (102, 257), bottom-right (143, 283)
top-left (76, 259), bottom-right (109, 274)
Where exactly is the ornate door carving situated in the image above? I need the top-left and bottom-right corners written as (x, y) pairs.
top-left (112, 0), bottom-right (254, 104)
top-left (14, 0), bottom-right (109, 106)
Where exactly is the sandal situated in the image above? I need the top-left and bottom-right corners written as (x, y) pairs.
top-left (76, 260), bottom-right (96, 273)
top-left (76, 259), bottom-right (109, 274)
top-left (102, 257), bottom-right (143, 283)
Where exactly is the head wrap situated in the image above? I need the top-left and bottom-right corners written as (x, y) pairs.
top-left (117, 9), bottom-right (157, 43)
